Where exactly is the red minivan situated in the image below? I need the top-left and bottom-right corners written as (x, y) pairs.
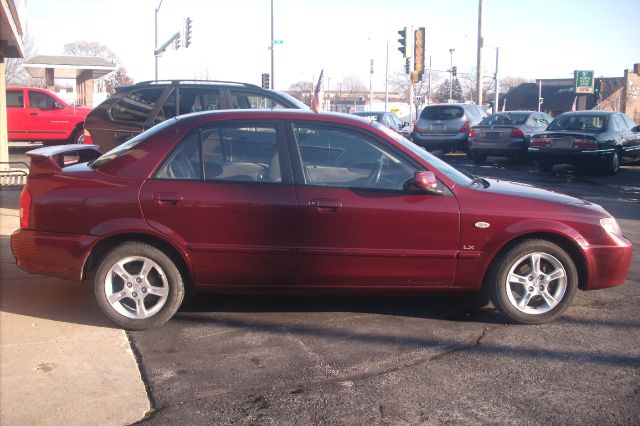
top-left (6, 87), bottom-right (91, 145)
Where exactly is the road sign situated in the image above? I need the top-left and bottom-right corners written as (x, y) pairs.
top-left (273, 39), bottom-right (284, 44)
top-left (575, 70), bottom-right (594, 94)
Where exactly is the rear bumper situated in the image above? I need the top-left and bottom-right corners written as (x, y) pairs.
top-left (411, 133), bottom-right (468, 152)
top-left (528, 147), bottom-right (615, 165)
top-left (11, 229), bottom-right (97, 281)
top-left (583, 234), bottom-right (633, 290)
top-left (468, 138), bottom-right (528, 156)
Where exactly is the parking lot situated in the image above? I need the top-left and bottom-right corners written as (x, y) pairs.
top-left (3, 146), bottom-right (640, 425)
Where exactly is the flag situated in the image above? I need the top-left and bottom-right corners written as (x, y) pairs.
top-left (501, 97), bottom-right (506, 112)
top-left (571, 96), bottom-right (577, 112)
top-left (311, 69), bottom-right (324, 113)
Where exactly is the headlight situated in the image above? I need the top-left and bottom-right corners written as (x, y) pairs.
top-left (600, 217), bottom-right (622, 236)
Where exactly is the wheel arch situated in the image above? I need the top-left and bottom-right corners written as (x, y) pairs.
top-left (481, 232), bottom-right (588, 292)
top-left (82, 233), bottom-right (193, 287)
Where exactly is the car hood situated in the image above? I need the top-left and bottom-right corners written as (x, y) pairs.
top-left (481, 178), bottom-right (605, 212)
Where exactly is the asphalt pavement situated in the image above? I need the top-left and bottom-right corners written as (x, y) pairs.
top-left (130, 155), bottom-right (640, 425)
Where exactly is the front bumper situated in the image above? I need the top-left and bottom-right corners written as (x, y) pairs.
top-left (11, 229), bottom-right (98, 281)
top-left (583, 233), bottom-right (633, 290)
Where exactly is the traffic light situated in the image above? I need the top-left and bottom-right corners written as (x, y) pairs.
top-left (405, 57), bottom-right (411, 74)
top-left (173, 36), bottom-right (181, 50)
top-left (261, 73), bottom-right (270, 89)
top-left (452, 66), bottom-right (457, 78)
top-left (183, 17), bottom-right (193, 48)
top-left (397, 27), bottom-right (407, 57)
top-left (413, 27), bottom-right (425, 75)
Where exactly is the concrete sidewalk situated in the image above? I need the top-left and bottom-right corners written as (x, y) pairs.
top-left (0, 188), bottom-right (150, 425)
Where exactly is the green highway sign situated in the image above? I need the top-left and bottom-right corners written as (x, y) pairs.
top-left (273, 39), bottom-right (284, 44)
top-left (575, 70), bottom-right (594, 94)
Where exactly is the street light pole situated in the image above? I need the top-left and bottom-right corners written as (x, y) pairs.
top-left (385, 41), bottom-right (389, 112)
top-left (494, 47), bottom-right (499, 112)
top-left (476, 0), bottom-right (484, 105)
top-left (449, 48), bottom-right (455, 101)
top-left (270, 0), bottom-right (274, 89)
top-left (154, 0), bottom-right (163, 80)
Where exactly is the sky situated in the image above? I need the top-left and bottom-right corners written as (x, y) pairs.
top-left (26, 0), bottom-right (640, 92)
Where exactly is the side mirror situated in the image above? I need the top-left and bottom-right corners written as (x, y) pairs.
top-left (403, 121), bottom-right (410, 127)
top-left (632, 124), bottom-right (640, 132)
top-left (405, 170), bottom-right (441, 194)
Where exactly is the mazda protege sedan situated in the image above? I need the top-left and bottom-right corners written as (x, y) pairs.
top-left (11, 110), bottom-right (632, 330)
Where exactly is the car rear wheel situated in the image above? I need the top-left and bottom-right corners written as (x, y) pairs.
top-left (487, 239), bottom-right (578, 324)
top-left (603, 149), bottom-right (620, 175)
top-left (537, 160), bottom-right (553, 172)
top-left (94, 242), bottom-right (185, 330)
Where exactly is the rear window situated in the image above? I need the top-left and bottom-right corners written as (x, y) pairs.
top-left (480, 113), bottom-right (529, 126)
top-left (547, 114), bottom-right (607, 132)
top-left (420, 106), bottom-right (464, 120)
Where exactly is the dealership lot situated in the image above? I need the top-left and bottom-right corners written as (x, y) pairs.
top-left (3, 146), bottom-right (639, 425)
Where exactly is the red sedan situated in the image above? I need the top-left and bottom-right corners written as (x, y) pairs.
top-left (11, 110), bottom-right (632, 330)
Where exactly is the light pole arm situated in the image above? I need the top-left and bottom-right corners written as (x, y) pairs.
top-left (154, 32), bottom-right (181, 56)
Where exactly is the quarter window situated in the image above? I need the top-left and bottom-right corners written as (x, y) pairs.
top-left (111, 88), bottom-right (164, 123)
top-left (294, 123), bottom-right (416, 191)
top-left (157, 123), bottom-right (282, 183)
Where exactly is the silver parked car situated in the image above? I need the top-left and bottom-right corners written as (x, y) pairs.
top-left (467, 111), bottom-right (553, 163)
top-left (411, 103), bottom-right (486, 153)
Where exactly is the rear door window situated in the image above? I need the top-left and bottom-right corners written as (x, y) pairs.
top-left (178, 88), bottom-right (221, 114)
top-left (110, 88), bottom-right (165, 123)
top-left (420, 106), bottom-right (464, 120)
top-left (230, 91), bottom-right (288, 109)
top-left (7, 90), bottom-right (24, 108)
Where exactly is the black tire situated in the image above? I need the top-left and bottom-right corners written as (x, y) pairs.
top-left (68, 127), bottom-right (84, 144)
top-left (487, 239), bottom-right (578, 324)
top-left (94, 242), bottom-right (185, 330)
top-left (537, 160), bottom-right (553, 172)
top-left (602, 149), bottom-right (620, 175)
top-left (469, 152), bottom-right (487, 164)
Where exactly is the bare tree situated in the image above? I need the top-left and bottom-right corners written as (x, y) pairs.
top-left (63, 40), bottom-right (129, 92)
top-left (500, 76), bottom-right (533, 92)
top-left (340, 75), bottom-right (367, 97)
top-left (459, 70), bottom-right (495, 103)
top-left (288, 81), bottom-right (313, 105)
top-left (4, 32), bottom-right (43, 86)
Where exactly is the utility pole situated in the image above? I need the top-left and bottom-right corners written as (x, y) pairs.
top-left (476, 0), bottom-right (483, 106)
top-left (385, 41), bottom-right (389, 111)
top-left (494, 47), bottom-right (499, 113)
top-left (427, 55), bottom-right (432, 105)
top-left (369, 59), bottom-right (373, 111)
top-left (270, 0), bottom-right (274, 89)
top-left (537, 80), bottom-right (542, 112)
top-left (154, 0), bottom-right (163, 80)
top-left (449, 48), bottom-right (455, 101)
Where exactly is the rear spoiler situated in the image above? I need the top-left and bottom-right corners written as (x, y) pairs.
top-left (26, 144), bottom-right (102, 176)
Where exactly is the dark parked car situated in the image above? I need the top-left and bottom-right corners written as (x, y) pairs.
top-left (12, 110), bottom-right (632, 330)
top-left (351, 111), bottom-right (411, 138)
top-left (528, 111), bottom-right (640, 174)
top-left (412, 103), bottom-right (486, 152)
top-left (467, 111), bottom-right (553, 163)
top-left (83, 80), bottom-right (307, 152)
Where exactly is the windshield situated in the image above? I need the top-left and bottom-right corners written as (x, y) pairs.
top-left (480, 113), bottom-right (529, 125)
top-left (89, 116), bottom-right (179, 169)
top-left (372, 122), bottom-right (472, 186)
top-left (547, 114), bottom-right (606, 132)
top-left (275, 91), bottom-right (310, 110)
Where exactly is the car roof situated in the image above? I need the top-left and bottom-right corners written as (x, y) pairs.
top-left (353, 111), bottom-right (386, 115)
top-left (114, 79), bottom-right (264, 92)
top-left (557, 110), bottom-right (614, 116)
top-left (171, 109), bottom-right (374, 126)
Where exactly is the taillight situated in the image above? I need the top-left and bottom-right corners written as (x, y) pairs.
top-left (530, 137), bottom-right (550, 148)
top-left (412, 122), bottom-right (419, 133)
top-left (511, 128), bottom-right (524, 138)
top-left (468, 128), bottom-right (476, 138)
top-left (20, 187), bottom-right (32, 230)
top-left (573, 138), bottom-right (597, 149)
top-left (83, 128), bottom-right (94, 145)
top-left (459, 120), bottom-right (470, 133)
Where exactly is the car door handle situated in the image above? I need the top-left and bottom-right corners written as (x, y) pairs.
top-left (310, 198), bottom-right (342, 212)
top-left (153, 192), bottom-right (184, 205)
top-left (30, 112), bottom-right (39, 116)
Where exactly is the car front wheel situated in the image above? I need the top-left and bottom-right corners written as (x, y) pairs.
top-left (94, 242), bottom-right (185, 330)
top-left (487, 239), bottom-right (578, 324)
